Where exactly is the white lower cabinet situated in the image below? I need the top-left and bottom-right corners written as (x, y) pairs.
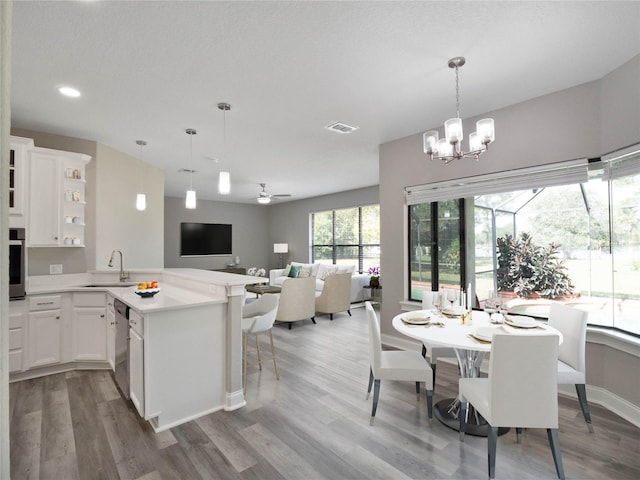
top-left (28, 309), bottom-right (62, 368)
top-left (129, 309), bottom-right (144, 417)
top-left (72, 292), bottom-right (107, 362)
top-left (106, 295), bottom-right (116, 370)
top-left (9, 300), bottom-right (26, 373)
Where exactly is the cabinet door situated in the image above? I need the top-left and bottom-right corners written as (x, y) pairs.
top-left (72, 307), bottom-right (107, 361)
top-left (29, 310), bottom-right (62, 368)
top-left (106, 299), bottom-right (116, 370)
top-left (129, 328), bottom-right (145, 417)
top-left (28, 152), bottom-right (61, 246)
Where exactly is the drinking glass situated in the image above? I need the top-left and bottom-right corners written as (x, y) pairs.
top-left (446, 289), bottom-right (457, 309)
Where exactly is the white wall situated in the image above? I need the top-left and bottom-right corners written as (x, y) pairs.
top-left (93, 143), bottom-right (164, 270)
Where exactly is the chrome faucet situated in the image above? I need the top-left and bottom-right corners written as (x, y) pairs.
top-left (108, 249), bottom-right (129, 282)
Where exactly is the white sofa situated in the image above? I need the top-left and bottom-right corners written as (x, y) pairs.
top-left (269, 262), bottom-right (370, 303)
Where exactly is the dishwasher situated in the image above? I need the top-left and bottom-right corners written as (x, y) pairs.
top-left (113, 299), bottom-right (130, 399)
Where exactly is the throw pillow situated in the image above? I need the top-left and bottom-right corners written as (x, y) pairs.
top-left (283, 264), bottom-right (292, 276)
top-left (298, 265), bottom-right (312, 278)
top-left (288, 265), bottom-right (301, 278)
top-left (320, 265), bottom-right (338, 280)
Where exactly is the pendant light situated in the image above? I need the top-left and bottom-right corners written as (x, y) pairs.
top-left (185, 128), bottom-right (197, 209)
top-left (423, 57), bottom-right (495, 164)
top-left (217, 102), bottom-right (231, 195)
top-left (135, 140), bottom-right (147, 211)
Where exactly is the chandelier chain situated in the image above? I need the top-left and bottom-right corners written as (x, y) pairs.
top-left (455, 64), bottom-right (460, 119)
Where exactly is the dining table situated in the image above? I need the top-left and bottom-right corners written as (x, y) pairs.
top-left (392, 308), bottom-right (563, 436)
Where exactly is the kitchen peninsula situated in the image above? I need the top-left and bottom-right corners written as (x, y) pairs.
top-left (13, 268), bottom-right (266, 432)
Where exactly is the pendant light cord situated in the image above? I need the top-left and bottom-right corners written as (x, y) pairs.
top-left (455, 64), bottom-right (460, 119)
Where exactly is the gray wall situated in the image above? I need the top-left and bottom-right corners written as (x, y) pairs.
top-left (164, 185), bottom-right (379, 272)
top-left (267, 186), bottom-right (379, 271)
top-left (164, 196), bottom-right (271, 271)
top-left (379, 56), bottom-right (640, 407)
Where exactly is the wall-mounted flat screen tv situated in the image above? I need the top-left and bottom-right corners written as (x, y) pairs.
top-left (180, 222), bottom-right (232, 256)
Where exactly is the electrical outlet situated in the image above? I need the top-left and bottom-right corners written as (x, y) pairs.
top-left (50, 264), bottom-right (63, 275)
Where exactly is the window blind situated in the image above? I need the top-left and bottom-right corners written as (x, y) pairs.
top-left (602, 144), bottom-right (640, 181)
top-left (405, 158), bottom-right (589, 205)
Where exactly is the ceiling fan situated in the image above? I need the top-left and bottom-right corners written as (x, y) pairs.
top-left (254, 183), bottom-right (291, 204)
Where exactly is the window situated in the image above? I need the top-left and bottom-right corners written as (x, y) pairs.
top-left (409, 200), bottom-right (465, 301)
top-left (407, 150), bottom-right (640, 336)
top-left (311, 205), bottom-right (380, 272)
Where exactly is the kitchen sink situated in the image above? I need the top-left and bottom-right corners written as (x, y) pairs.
top-left (81, 282), bottom-right (138, 288)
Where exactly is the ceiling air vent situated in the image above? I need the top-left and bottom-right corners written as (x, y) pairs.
top-left (177, 168), bottom-right (196, 173)
top-left (325, 122), bottom-right (359, 134)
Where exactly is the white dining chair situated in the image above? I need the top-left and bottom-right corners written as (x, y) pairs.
top-left (459, 332), bottom-right (564, 479)
top-left (366, 302), bottom-right (433, 425)
top-left (242, 293), bottom-right (280, 393)
top-left (548, 302), bottom-right (594, 432)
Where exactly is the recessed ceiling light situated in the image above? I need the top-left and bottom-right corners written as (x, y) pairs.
top-left (59, 86), bottom-right (81, 97)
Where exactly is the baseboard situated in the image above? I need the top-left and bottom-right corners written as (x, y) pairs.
top-left (381, 333), bottom-right (640, 428)
top-left (559, 384), bottom-right (640, 428)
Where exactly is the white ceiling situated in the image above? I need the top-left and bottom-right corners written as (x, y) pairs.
top-left (10, 1), bottom-right (640, 204)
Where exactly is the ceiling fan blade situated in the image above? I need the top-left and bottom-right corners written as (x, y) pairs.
top-left (272, 194), bottom-right (292, 198)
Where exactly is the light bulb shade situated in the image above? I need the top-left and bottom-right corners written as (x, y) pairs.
top-left (273, 243), bottom-right (288, 254)
top-left (476, 118), bottom-right (495, 144)
top-left (423, 131), bottom-right (439, 154)
top-left (185, 189), bottom-right (197, 209)
top-left (218, 170), bottom-right (231, 195)
top-left (136, 193), bottom-right (146, 211)
top-left (469, 132), bottom-right (483, 152)
top-left (257, 196), bottom-right (271, 204)
top-left (437, 138), bottom-right (453, 157)
top-left (444, 117), bottom-right (463, 143)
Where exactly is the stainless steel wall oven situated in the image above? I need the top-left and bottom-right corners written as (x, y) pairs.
top-left (9, 228), bottom-right (26, 299)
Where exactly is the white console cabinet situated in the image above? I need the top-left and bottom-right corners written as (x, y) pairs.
top-left (28, 295), bottom-right (64, 368)
top-left (28, 146), bottom-right (90, 247)
top-left (71, 292), bottom-right (107, 362)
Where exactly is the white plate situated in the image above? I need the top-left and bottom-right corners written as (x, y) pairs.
top-left (471, 326), bottom-right (496, 342)
top-left (443, 306), bottom-right (466, 316)
top-left (402, 313), bottom-right (430, 325)
top-left (505, 315), bottom-right (537, 328)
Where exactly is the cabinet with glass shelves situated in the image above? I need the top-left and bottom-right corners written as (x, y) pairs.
top-left (28, 147), bottom-right (91, 247)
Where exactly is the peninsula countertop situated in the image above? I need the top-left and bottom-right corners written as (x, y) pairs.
top-left (25, 268), bottom-right (267, 313)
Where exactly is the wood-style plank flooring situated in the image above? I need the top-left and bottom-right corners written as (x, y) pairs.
top-left (9, 304), bottom-right (640, 479)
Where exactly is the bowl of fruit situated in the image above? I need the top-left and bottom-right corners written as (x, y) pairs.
top-left (135, 281), bottom-right (160, 298)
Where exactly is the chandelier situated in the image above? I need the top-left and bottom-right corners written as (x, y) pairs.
top-left (423, 57), bottom-right (495, 164)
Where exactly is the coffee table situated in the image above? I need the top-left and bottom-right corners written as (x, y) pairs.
top-left (245, 284), bottom-right (281, 296)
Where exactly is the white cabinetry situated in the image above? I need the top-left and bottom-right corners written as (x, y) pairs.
top-left (28, 295), bottom-right (63, 368)
top-left (72, 292), bottom-right (107, 362)
top-left (28, 147), bottom-right (90, 247)
top-left (9, 300), bottom-right (27, 373)
top-left (129, 309), bottom-right (144, 417)
top-left (106, 294), bottom-right (116, 370)
top-left (9, 136), bottom-right (33, 227)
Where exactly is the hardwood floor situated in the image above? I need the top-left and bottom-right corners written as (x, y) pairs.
top-left (9, 305), bottom-right (640, 479)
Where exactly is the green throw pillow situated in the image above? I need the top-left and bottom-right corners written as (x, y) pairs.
top-left (288, 265), bottom-right (301, 278)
